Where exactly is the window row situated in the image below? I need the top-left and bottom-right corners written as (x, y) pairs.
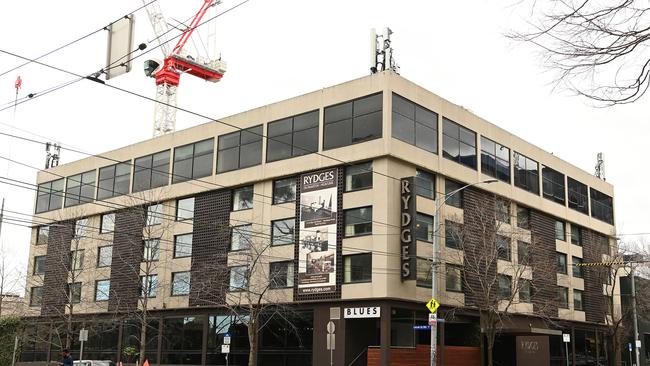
top-left (556, 252), bottom-right (584, 278)
top-left (557, 286), bottom-right (584, 311)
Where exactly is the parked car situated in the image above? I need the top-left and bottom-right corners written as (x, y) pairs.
top-left (73, 360), bottom-right (116, 366)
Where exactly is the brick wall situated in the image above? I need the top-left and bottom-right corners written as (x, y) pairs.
top-left (529, 210), bottom-right (559, 317)
top-left (41, 221), bottom-right (74, 316)
top-left (367, 345), bottom-right (480, 366)
top-left (582, 230), bottom-right (608, 323)
top-left (108, 207), bottom-right (146, 312)
top-left (189, 189), bottom-right (231, 306)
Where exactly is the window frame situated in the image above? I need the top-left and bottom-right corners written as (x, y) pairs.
top-left (229, 266), bottom-right (249, 292)
top-left (571, 225), bottom-right (582, 246)
top-left (33, 255), bottom-right (46, 275)
top-left (266, 111), bottom-right (319, 162)
top-left (143, 239), bottom-right (160, 262)
top-left (175, 197), bottom-right (195, 221)
top-left (496, 235), bottom-right (512, 261)
top-left (495, 198), bottom-right (511, 224)
top-left (272, 177), bottom-right (297, 204)
top-left (97, 161), bottom-right (131, 200)
top-left (442, 117), bottom-right (477, 169)
top-left (232, 185), bottom-right (254, 211)
top-left (269, 261), bottom-right (295, 289)
top-left (415, 170), bottom-right (435, 199)
top-left (416, 257), bottom-right (433, 288)
top-left (132, 149), bottom-right (171, 192)
top-left (519, 279), bottom-right (532, 303)
top-left (567, 177), bottom-right (589, 215)
top-left (445, 179), bottom-right (463, 208)
top-left (323, 93), bottom-right (383, 150)
top-left (171, 271), bottom-right (191, 296)
top-left (445, 264), bottom-right (463, 293)
top-left (556, 252), bottom-right (568, 274)
top-left (555, 220), bottom-right (566, 241)
top-left (140, 274), bottom-right (158, 298)
top-left (230, 224), bottom-right (253, 251)
top-left (343, 253), bottom-right (372, 284)
top-left (67, 282), bottom-right (82, 304)
top-left (97, 245), bottom-right (113, 268)
top-left (100, 213), bottom-right (115, 234)
top-left (557, 286), bottom-right (569, 309)
top-left (64, 170), bottom-right (96, 207)
top-left (517, 241), bottom-right (530, 265)
top-left (36, 226), bottom-right (49, 245)
top-left (173, 233), bottom-right (193, 258)
top-left (445, 220), bottom-right (462, 249)
top-left (572, 256), bottom-right (583, 278)
top-left (172, 138), bottom-right (214, 183)
top-left (498, 274), bottom-right (512, 299)
top-left (35, 179), bottom-right (64, 213)
top-left (516, 206), bottom-right (530, 229)
top-left (30, 286), bottom-right (43, 306)
top-left (146, 204), bottom-right (163, 226)
top-left (480, 136), bottom-right (510, 182)
top-left (217, 125), bottom-right (263, 172)
top-left (345, 161), bottom-right (373, 192)
top-left (391, 93), bottom-right (439, 154)
top-left (343, 206), bottom-right (373, 237)
top-left (542, 165), bottom-right (566, 205)
top-left (573, 289), bottom-right (584, 311)
top-left (590, 188), bottom-right (614, 224)
top-left (271, 218), bottom-right (295, 247)
top-left (513, 152), bottom-right (540, 195)
top-left (415, 213), bottom-right (434, 243)
top-left (94, 279), bottom-right (111, 302)
top-left (70, 249), bottom-right (85, 271)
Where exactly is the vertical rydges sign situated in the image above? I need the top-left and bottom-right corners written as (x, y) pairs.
top-left (401, 177), bottom-right (416, 281)
top-left (298, 168), bottom-right (338, 294)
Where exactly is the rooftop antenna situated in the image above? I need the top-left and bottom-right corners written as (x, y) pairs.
top-left (595, 152), bottom-right (606, 181)
top-left (45, 142), bottom-right (60, 169)
top-left (370, 27), bottom-right (400, 74)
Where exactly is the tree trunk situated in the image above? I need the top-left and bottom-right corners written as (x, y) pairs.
top-left (139, 317), bottom-right (148, 365)
top-left (248, 317), bottom-right (258, 366)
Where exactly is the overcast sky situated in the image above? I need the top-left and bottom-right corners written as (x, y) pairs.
top-left (0, 0), bottom-right (648, 292)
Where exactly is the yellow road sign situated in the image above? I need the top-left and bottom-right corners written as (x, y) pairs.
top-left (426, 298), bottom-right (440, 313)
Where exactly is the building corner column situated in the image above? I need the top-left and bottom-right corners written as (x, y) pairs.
top-left (380, 303), bottom-right (391, 366)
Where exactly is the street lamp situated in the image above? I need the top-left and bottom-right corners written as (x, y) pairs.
top-left (430, 178), bottom-right (497, 366)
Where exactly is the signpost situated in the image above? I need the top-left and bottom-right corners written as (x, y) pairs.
top-left (79, 328), bottom-right (88, 361)
top-left (562, 334), bottom-right (570, 366)
top-left (327, 321), bottom-right (335, 366)
top-left (629, 343), bottom-right (633, 366)
top-left (222, 333), bottom-right (231, 366)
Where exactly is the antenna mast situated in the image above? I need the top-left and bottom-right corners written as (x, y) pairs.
top-left (370, 27), bottom-right (400, 74)
top-left (595, 152), bottom-right (606, 181)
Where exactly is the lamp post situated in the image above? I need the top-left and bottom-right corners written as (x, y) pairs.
top-left (430, 179), bottom-right (497, 366)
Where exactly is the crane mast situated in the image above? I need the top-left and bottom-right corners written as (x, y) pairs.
top-left (143, 0), bottom-right (227, 137)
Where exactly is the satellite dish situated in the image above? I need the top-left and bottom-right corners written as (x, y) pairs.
top-left (143, 59), bottom-right (163, 77)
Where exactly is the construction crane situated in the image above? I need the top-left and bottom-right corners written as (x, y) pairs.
top-left (142, 0), bottom-right (227, 137)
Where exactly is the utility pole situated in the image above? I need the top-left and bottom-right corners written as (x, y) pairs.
top-left (0, 198), bottom-right (4, 240)
top-left (631, 265), bottom-right (640, 366)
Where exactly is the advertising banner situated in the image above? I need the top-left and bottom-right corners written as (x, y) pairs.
top-left (298, 168), bottom-right (338, 295)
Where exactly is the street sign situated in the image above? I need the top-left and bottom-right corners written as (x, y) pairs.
top-left (326, 321), bottom-right (335, 334)
top-left (224, 335), bottom-right (231, 345)
top-left (414, 325), bottom-right (431, 330)
top-left (636, 340), bottom-right (642, 348)
top-left (79, 329), bottom-right (88, 342)
top-left (222, 344), bottom-right (230, 354)
top-left (562, 334), bottom-right (570, 343)
top-left (428, 313), bottom-right (437, 325)
top-left (426, 298), bottom-right (440, 313)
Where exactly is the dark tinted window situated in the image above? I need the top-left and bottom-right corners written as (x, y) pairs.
top-left (498, 275), bottom-right (512, 299)
top-left (345, 161), bottom-right (373, 191)
top-left (35, 179), bottom-right (64, 213)
top-left (442, 118), bottom-right (476, 169)
top-left (445, 221), bottom-right (462, 249)
top-left (97, 162), bottom-right (131, 199)
top-left (324, 93), bottom-right (382, 149)
top-left (65, 170), bottom-right (96, 207)
top-left (556, 252), bottom-right (567, 274)
top-left (173, 139), bottom-right (214, 183)
top-left (270, 261), bottom-right (294, 288)
top-left (216, 126), bottom-right (262, 173)
top-left (590, 188), bottom-right (613, 224)
top-left (415, 170), bottom-right (435, 199)
top-left (445, 180), bottom-right (463, 208)
top-left (133, 150), bottom-right (170, 192)
top-left (273, 177), bottom-right (296, 204)
top-left (567, 177), bottom-right (589, 214)
top-left (33, 256), bottom-right (46, 275)
top-left (513, 152), bottom-right (539, 195)
top-left (415, 213), bottom-right (433, 242)
top-left (542, 166), bottom-right (565, 204)
top-left (571, 225), bottom-right (582, 246)
top-left (555, 220), bottom-right (566, 241)
top-left (480, 136), bottom-right (509, 182)
top-left (267, 111), bottom-right (318, 162)
top-left (344, 207), bottom-right (372, 236)
top-left (496, 236), bottom-right (511, 261)
top-left (343, 254), bottom-right (372, 283)
top-left (516, 206), bottom-right (530, 229)
top-left (392, 93), bottom-right (438, 153)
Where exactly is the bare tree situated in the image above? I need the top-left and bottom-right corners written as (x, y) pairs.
top-left (510, 1), bottom-right (650, 104)
top-left (203, 224), bottom-right (302, 366)
top-left (446, 196), bottom-right (557, 366)
top-left (0, 243), bottom-right (25, 317)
